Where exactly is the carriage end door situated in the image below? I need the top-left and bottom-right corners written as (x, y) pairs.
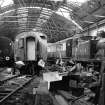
top-left (26, 37), bottom-right (36, 61)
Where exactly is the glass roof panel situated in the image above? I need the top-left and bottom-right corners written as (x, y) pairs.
top-left (49, 0), bottom-right (89, 6)
top-left (34, 7), bottom-right (53, 30)
top-left (67, 0), bottom-right (89, 3)
top-left (67, 0), bottom-right (90, 6)
top-left (0, 0), bottom-right (14, 7)
top-left (56, 7), bottom-right (71, 19)
top-left (56, 6), bottom-right (83, 30)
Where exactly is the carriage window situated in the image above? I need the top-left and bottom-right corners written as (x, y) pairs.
top-left (18, 38), bottom-right (24, 48)
top-left (40, 35), bottom-right (46, 39)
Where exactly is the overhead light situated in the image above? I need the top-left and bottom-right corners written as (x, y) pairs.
top-left (15, 39), bottom-right (18, 42)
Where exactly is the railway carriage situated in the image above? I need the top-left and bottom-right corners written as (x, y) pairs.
top-left (14, 31), bottom-right (47, 75)
top-left (47, 34), bottom-right (105, 60)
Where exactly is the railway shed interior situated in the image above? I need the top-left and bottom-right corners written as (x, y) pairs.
top-left (0, 0), bottom-right (105, 105)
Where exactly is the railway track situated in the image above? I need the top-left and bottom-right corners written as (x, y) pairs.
top-left (0, 73), bottom-right (94, 105)
top-left (0, 74), bottom-right (21, 84)
top-left (0, 75), bottom-right (36, 105)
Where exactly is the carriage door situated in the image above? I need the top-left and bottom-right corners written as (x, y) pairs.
top-left (26, 37), bottom-right (36, 60)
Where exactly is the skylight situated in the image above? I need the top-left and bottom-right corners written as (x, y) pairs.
top-left (67, 0), bottom-right (89, 3)
top-left (56, 7), bottom-right (70, 19)
top-left (67, 0), bottom-right (89, 6)
top-left (50, 0), bottom-right (89, 4)
top-left (0, 0), bottom-right (14, 7)
top-left (56, 6), bottom-right (83, 30)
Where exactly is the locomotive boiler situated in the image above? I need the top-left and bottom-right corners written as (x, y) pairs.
top-left (0, 37), bottom-right (14, 67)
top-left (14, 31), bottom-right (47, 75)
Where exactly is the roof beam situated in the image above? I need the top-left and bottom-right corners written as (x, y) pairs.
top-left (94, 15), bottom-right (105, 18)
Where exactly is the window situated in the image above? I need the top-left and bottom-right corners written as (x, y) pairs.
top-left (18, 38), bottom-right (24, 48)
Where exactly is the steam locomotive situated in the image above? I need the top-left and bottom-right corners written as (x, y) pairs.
top-left (0, 37), bottom-right (14, 67)
top-left (14, 31), bottom-right (47, 75)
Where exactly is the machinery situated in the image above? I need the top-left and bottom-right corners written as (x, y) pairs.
top-left (47, 34), bottom-right (105, 105)
top-left (14, 31), bottom-right (47, 75)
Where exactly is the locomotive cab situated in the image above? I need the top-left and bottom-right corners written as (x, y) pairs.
top-left (0, 37), bottom-right (14, 67)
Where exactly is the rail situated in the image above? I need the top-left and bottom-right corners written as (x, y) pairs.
top-left (0, 75), bottom-right (36, 104)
